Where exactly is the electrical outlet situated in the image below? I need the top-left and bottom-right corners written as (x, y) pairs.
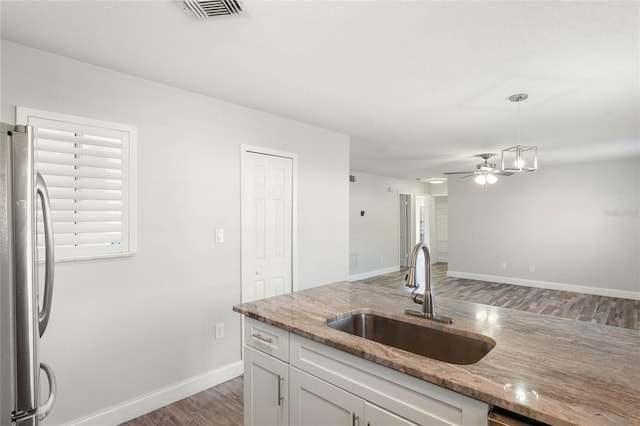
top-left (501, 262), bottom-right (507, 270)
top-left (529, 265), bottom-right (535, 273)
top-left (215, 323), bottom-right (224, 339)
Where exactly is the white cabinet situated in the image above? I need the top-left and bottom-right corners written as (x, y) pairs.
top-left (289, 368), bottom-right (363, 426)
top-left (243, 317), bottom-right (488, 426)
top-left (244, 346), bottom-right (289, 426)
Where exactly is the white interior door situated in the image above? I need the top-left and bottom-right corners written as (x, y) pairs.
top-left (242, 150), bottom-right (293, 303)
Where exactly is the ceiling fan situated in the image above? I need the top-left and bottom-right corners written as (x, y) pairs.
top-left (444, 153), bottom-right (514, 186)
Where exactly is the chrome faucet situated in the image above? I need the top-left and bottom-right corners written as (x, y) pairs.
top-left (404, 243), bottom-right (454, 324)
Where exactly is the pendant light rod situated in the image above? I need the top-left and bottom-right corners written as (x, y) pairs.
top-left (510, 93), bottom-right (527, 144)
top-left (510, 93), bottom-right (527, 146)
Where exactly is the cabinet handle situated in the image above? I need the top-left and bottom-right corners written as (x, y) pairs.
top-left (277, 375), bottom-right (284, 406)
top-left (352, 413), bottom-right (359, 426)
top-left (252, 333), bottom-right (273, 344)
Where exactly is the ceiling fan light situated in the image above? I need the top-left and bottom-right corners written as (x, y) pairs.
top-left (486, 174), bottom-right (498, 184)
top-left (474, 174), bottom-right (487, 185)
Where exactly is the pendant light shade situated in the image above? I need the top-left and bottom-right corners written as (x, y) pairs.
top-left (501, 145), bottom-right (538, 172)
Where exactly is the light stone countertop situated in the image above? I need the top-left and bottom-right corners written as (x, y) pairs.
top-left (233, 281), bottom-right (640, 426)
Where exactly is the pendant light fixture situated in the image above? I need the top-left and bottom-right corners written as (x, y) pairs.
top-left (501, 93), bottom-right (538, 173)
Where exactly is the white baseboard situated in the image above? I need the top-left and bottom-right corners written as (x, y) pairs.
top-left (349, 266), bottom-right (400, 281)
top-left (70, 361), bottom-right (244, 426)
top-left (447, 270), bottom-right (640, 300)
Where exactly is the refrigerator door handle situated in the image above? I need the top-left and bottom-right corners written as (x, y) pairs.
top-left (38, 362), bottom-right (57, 421)
top-left (36, 172), bottom-right (55, 337)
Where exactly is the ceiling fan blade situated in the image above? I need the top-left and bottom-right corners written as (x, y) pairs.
top-left (459, 173), bottom-right (477, 179)
top-left (443, 171), bottom-right (475, 175)
top-left (494, 171), bottom-right (515, 176)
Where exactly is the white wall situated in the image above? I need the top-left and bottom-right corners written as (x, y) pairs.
top-left (348, 171), bottom-right (430, 279)
top-left (1, 41), bottom-right (350, 425)
top-left (427, 181), bottom-right (448, 196)
top-left (448, 157), bottom-right (640, 298)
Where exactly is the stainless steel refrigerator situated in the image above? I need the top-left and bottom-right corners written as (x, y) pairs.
top-left (1, 123), bottom-right (56, 425)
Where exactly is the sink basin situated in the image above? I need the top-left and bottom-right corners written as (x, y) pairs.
top-left (326, 312), bottom-right (495, 365)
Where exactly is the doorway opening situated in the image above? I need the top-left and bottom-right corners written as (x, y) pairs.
top-left (433, 196), bottom-right (449, 263)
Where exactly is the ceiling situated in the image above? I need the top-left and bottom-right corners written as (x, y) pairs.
top-left (1, 1), bottom-right (638, 180)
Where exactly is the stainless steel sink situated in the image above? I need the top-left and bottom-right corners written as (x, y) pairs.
top-left (326, 312), bottom-right (495, 365)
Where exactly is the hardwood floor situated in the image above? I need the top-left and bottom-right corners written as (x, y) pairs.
top-left (120, 376), bottom-right (243, 426)
top-left (122, 264), bottom-right (638, 425)
top-left (358, 263), bottom-right (639, 330)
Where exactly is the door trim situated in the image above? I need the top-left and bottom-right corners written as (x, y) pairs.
top-left (240, 145), bottom-right (298, 296)
top-left (398, 193), bottom-right (412, 267)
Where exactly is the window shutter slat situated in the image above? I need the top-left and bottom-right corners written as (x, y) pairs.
top-left (38, 151), bottom-right (122, 170)
top-left (48, 233), bottom-right (123, 246)
top-left (44, 176), bottom-right (122, 191)
top-left (46, 188), bottom-right (122, 201)
top-left (37, 127), bottom-right (123, 149)
top-left (37, 164), bottom-right (122, 180)
top-left (48, 199), bottom-right (122, 211)
top-left (37, 139), bottom-right (122, 159)
top-left (38, 222), bottom-right (122, 234)
top-left (38, 211), bottom-right (122, 222)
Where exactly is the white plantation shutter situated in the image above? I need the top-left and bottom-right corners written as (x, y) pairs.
top-left (18, 107), bottom-right (137, 261)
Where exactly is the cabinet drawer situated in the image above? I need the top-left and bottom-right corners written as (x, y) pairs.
top-left (244, 317), bottom-right (290, 362)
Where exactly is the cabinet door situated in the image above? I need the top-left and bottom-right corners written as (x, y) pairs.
top-left (365, 402), bottom-right (420, 426)
top-left (290, 367), bottom-right (364, 426)
top-left (244, 346), bottom-right (289, 426)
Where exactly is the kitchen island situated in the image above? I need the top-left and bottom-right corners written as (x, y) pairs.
top-left (233, 281), bottom-right (640, 425)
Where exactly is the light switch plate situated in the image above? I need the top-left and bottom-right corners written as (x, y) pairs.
top-left (215, 229), bottom-right (224, 244)
top-left (215, 323), bottom-right (224, 339)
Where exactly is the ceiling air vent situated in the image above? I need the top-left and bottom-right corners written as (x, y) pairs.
top-left (183, 0), bottom-right (243, 19)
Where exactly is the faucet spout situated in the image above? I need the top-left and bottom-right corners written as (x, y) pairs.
top-left (404, 243), bottom-right (453, 324)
